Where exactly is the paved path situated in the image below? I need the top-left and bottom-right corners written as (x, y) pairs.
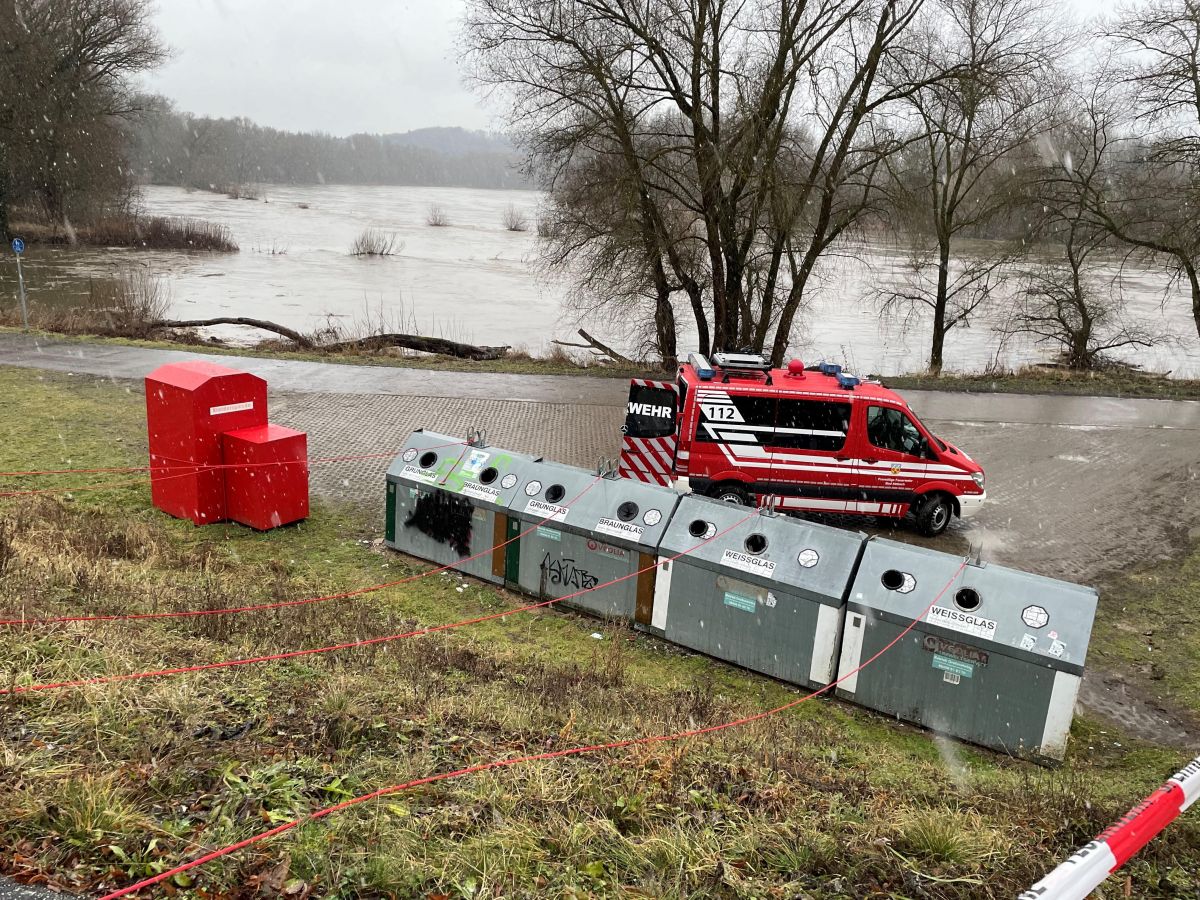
top-left (2, 337), bottom-right (1200, 897)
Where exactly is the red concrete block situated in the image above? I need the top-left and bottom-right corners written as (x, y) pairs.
top-left (145, 361), bottom-right (267, 525)
top-left (222, 424), bottom-right (309, 530)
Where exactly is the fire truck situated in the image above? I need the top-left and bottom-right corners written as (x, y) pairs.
top-left (618, 352), bottom-right (985, 536)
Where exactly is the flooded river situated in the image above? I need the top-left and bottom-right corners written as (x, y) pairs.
top-left (3, 183), bottom-right (1198, 377)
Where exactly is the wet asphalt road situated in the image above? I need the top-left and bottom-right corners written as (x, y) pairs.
top-left (1, 335), bottom-right (1199, 897)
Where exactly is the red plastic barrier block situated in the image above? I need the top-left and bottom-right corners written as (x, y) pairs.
top-left (222, 424), bottom-right (309, 530)
top-left (145, 362), bottom-right (267, 525)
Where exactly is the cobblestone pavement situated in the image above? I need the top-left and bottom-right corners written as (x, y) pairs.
top-left (269, 389), bottom-right (1200, 748)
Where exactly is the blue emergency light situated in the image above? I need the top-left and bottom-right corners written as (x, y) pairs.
top-left (818, 362), bottom-right (842, 376)
top-left (688, 352), bottom-right (716, 380)
top-left (836, 373), bottom-right (860, 390)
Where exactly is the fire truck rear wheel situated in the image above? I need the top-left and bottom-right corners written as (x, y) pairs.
top-left (914, 493), bottom-right (953, 537)
top-left (710, 483), bottom-right (751, 506)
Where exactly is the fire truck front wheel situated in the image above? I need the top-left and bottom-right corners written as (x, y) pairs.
top-left (914, 493), bottom-right (954, 537)
top-left (709, 482), bottom-right (752, 506)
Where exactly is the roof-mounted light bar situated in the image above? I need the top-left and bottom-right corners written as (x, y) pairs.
top-left (687, 352), bottom-right (715, 380)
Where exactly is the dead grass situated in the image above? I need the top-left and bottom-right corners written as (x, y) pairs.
top-left (887, 364), bottom-right (1200, 401)
top-left (0, 270), bottom-right (171, 339)
top-left (0, 367), bottom-right (1196, 897)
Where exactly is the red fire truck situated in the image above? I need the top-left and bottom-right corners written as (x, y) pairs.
top-left (618, 352), bottom-right (985, 536)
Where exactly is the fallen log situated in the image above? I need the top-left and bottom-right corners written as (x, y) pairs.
top-left (318, 333), bottom-right (510, 360)
top-left (551, 329), bottom-right (634, 365)
top-left (152, 317), bottom-right (314, 348)
top-left (151, 317), bottom-right (509, 361)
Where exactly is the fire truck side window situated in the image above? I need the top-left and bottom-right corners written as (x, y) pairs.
top-left (695, 395), bottom-right (776, 443)
top-left (773, 400), bottom-right (851, 452)
top-left (866, 406), bottom-right (926, 457)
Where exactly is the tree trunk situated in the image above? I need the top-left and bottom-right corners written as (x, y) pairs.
top-left (1186, 260), bottom-right (1200, 341)
top-left (653, 291), bottom-right (678, 370)
top-left (683, 282), bottom-right (710, 357)
top-left (929, 238), bottom-right (952, 374)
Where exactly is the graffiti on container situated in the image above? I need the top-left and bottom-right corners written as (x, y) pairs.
top-left (404, 491), bottom-right (472, 557)
top-left (541, 553), bottom-right (599, 590)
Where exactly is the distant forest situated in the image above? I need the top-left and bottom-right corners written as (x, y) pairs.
top-left (127, 102), bottom-right (530, 192)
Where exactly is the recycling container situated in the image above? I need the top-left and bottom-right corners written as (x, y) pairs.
top-left (145, 361), bottom-right (267, 524)
top-left (222, 424), bottom-right (309, 530)
top-left (506, 460), bottom-right (682, 623)
top-left (834, 538), bottom-right (1098, 761)
top-left (648, 494), bottom-right (867, 688)
top-left (385, 431), bottom-right (545, 585)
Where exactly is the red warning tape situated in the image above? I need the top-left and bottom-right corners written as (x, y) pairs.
top-left (1021, 754), bottom-right (1200, 900)
top-left (0, 471), bottom-right (604, 627)
top-left (91, 560), bottom-right (969, 899)
top-left (0, 503), bottom-right (756, 696)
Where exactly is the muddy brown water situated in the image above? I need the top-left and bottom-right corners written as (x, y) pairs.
top-left (3, 184), bottom-right (1199, 377)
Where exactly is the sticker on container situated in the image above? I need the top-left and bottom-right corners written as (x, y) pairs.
top-left (942, 671), bottom-right (961, 685)
top-left (209, 400), bottom-right (254, 416)
top-left (764, 591), bottom-right (777, 608)
top-left (402, 448), bottom-right (418, 462)
top-left (1022, 605), bottom-right (1049, 629)
top-left (721, 548), bottom-right (776, 578)
top-left (643, 509), bottom-right (662, 526)
top-left (537, 526), bottom-right (561, 541)
top-left (1048, 640), bottom-right (1066, 658)
top-left (462, 450), bottom-right (490, 475)
top-left (932, 653), bottom-right (974, 679)
top-left (1019, 633), bottom-right (1037, 651)
top-left (797, 549), bottom-right (820, 568)
top-left (586, 538), bottom-right (626, 558)
top-left (461, 482), bottom-right (499, 502)
top-left (921, 634), bottom-right (989, 666)
top-left (723, 591), bottom-right (757, 613)
top-left (596, 517), bottom-right (644, 540)
top-left (401, 465), bottom-right (438, 483)
top-left (926, 606), bottom-right (997, 640)
top-left (500, 473), bottom-right (518, 490)
top-left (526, 498), bottom-right (568, 521)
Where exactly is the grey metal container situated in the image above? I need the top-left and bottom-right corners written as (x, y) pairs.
top-left (649, 495), bottom-right (867, 688)
top-left (506, 460), bottom-right (682, 622)
top-left (385, 431), bottom-right (542, 585)
top-left (834, 538), bottom-right (1097, 761)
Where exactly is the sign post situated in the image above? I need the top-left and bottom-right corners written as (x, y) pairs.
top-left (11, 237), bottom-right (28, 330)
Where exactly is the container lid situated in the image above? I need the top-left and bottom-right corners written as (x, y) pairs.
top-left (438, 443), bottom-right (545, 511)
top-left (507, 459), bottom-right (682, 550)
top-left (386, 429), bottom-right (468, 486)
top-left (848, 538), bottom-right (1097, 669)
top-left (657, 494), bottom-right (866, 605)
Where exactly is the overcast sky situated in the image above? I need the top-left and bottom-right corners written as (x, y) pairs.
top-left (143, 0), bottom-right (1124, 137)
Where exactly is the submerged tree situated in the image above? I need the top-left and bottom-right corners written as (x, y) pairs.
top-left (876, 0), bottom-right (1062, 373)
top-left (464, 0), bottom-right (938, 365)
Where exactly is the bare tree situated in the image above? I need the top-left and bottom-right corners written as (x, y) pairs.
top-left (464, 0), bottom-right (936, 366)
top-left (1092, 0), bottom-right (1200, 340)
top-left (0, 0), bottom-right (166, 227)
top-left (876, 0), bottom-right (1062, 372)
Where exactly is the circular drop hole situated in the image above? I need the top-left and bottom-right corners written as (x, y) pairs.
top-left (744, 533), bottom-right (768, 555)
top-left (617, 501), bottom-right (639, 522)
top-left (954, 588), bottom-right (981, 611)
top-left (688, 519), bottom-right (710, 539)
top-left (544, 484), bottom-right (566, 504)
top-left (479, 467), bottom-right (499, 485)
top-left (881, 570), bottom-right (906, 591)
top-left (418, 451), bottom-right (438, 469)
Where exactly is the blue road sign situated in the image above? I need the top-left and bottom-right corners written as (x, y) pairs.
top-left (11, 238), bottom-right (24, 255)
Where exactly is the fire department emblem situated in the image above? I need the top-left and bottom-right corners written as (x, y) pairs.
top-left (890, 464), bottom-right (901, 475)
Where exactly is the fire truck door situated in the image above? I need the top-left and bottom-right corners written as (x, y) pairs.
top-left (852, 404), bottom-right (929, 515)
top-left (618, 379), bottom-right (679, 486)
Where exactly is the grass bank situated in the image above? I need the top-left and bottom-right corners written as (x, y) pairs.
top-left (887, 367), bottom-right (1200, 402)
top-left (0, 366), bottom-right (1197, 897)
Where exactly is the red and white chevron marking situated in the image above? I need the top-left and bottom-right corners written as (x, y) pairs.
top-left (618, 435), bottom-right (676, 485)
top-left (1021, 755), bottom-right (1200, 900)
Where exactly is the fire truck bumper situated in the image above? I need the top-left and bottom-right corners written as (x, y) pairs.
top-left (957, 492), bottom-right (986, 519)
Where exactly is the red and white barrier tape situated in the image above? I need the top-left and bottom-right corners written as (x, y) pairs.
top-left (91, 564), bottom-right (968, 899)
top-left (1021, 755), bottom-right (1200, 899)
